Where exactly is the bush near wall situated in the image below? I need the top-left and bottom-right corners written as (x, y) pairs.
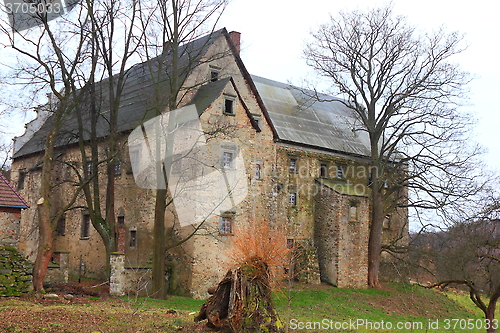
top-left (0, 246), bottom-right (33, 296)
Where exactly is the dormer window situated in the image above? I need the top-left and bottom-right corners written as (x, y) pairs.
top-left (224, 95), bottom-right (235, 115)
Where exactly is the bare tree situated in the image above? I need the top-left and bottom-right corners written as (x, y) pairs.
top-left (418, 197), bottom-right (500, 332)
top-left (0, 3), bottom-right (96, 291)
top-left (304, 5), bottom-right (479, 287)
top-left (137, 0), bottom-right (228, 299)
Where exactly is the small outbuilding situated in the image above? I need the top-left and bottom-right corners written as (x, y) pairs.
top-left (0, 173), bottom-right (29, 249)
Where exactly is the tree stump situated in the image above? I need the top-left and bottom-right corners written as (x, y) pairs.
top-left (195, 257), bottom-right (283, 332)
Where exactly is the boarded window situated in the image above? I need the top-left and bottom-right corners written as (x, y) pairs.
top-left (81, 214), bottom-right (90, 239)
top-left (129, 229), bottom-right (137, 247)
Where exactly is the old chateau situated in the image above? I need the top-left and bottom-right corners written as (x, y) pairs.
top-left (5, 29), bottom-right (408, 298)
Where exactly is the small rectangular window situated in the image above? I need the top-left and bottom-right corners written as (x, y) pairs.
top-left (223, 152), bottom-right (233, 168)
top-left (337, 165), bottom-right (344, 179)
top-left (57, 215), bottom-right (66, 236)
top-left (81, 214), bottom-right (90, 239)
top-left (114, 160), bottom-right (121, 175)
top-left (224, 98), bottom-right (234, 115)
top-left (349, 205), bottom-right (358, 221)
top-left (86, 161), bottom-right (93, 177)
top-left (289, 158), bottom-right (297, 174)
top-left (383, 215), bottom-right (391, 229)
top-left (287, 239), bottom-right (295, 249)
top-left (117, 216), bottom-right (125, 225)
top-left (209, 66), bottom-right (220, 82)
top-left (255, 164), bottom-right (262, 179)
top-left (289, 192), bottom-right (297, 206)
top-left (320, 163), bottom-right (328, 178)
top-left (17, 169), bottom-right (26, 190)
top-left (129, 229), bottom-right (137, 247)
top-left (219, 214), bottom-right (234, 235)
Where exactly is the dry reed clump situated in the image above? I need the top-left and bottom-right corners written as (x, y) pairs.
top-left (227, 219), bottom-right (292, 288)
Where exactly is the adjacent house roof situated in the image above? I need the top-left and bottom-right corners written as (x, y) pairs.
top-left (252, 75), bottom-right (371, 158)
top-left (0, 174), bottom-right (29, 210)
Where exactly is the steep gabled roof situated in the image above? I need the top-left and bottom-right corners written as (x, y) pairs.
top-left (252, 75), bottom-right (371, 158)
top-left (0, 174), bottom-right (29, 210)
top-left (13, 28), bottom-right (228, 159)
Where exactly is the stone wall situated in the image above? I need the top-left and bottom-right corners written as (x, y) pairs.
top-left (314, 183), bottom-right (370, 289)
top-left (0, 210), bottom-right (21, 249)
top-left (44, 251), bottom-right (69, 287)
top-left (0, 246), bottom-right (32, 296)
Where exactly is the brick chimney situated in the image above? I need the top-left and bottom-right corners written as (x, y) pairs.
top-left (229, 31), bottom-right (241, 55)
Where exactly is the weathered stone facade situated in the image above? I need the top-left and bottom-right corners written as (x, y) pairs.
top-left (10, 29), bottom-right (408, 298)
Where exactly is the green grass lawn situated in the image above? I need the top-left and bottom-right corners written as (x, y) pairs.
top-left (122, 282), bottom-right (498, 332)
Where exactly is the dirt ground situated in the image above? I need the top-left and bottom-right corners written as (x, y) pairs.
top-left (0, 279), bottom-right (210, 333)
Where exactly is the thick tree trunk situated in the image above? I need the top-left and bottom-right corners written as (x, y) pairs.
top-left (196, 258), bottom-right (284, 332)
top-left (486, 284), bottom-right (499, 333)
top-left (367, 185), bottom-right (384, 288)
top-left (32, 128), bottom-right (58, 292)
top-left (32, 201), bottom-right (53, 292)
top-left (152, 188), bottom-right (167, 299)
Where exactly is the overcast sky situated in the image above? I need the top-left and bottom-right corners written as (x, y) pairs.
top-left (1, 0), bottom-right (499, 174)
top-left (219, 0), bottom-right (500, 172)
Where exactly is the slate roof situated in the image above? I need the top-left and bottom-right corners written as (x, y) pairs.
top-left (13, 29), bottom-right (372, 161)
top-left (0, 174), bottom-right (29, 209)
top-left (252, 75), bottom-right (371, 157)
top-left (13, 28), bottom-right (227, 159)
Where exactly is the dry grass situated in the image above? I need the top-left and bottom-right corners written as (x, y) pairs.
top-left (228, 219), bottom-right (292, 288)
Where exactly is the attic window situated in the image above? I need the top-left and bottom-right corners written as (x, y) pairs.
top-left (209, 66), bottom-right (220, 82)
top-left (252, 114), bottom-right (262, 131)
top-left (223, 95), bottom-right (236, 115)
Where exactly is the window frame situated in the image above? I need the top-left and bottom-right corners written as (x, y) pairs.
top-left (289, 157), bottom-right (298, 174)
top-left (129, 228), bottom-right (137, 248)
top-left (219, 212), bottom-right (234, 235)
top-left (81, 213), bottom-right (91, 239)
top-left (320, 162), bottom-right (328, 178)
top-left (223, 94), bottom-right (236, 115)
top-left (17, 168), bottom-right (26, 190)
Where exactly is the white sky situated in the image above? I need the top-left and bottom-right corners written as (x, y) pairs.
top-left (1, 0), bottom-right (499, 174)
top-left (219, 0), bottom-right (500, 172)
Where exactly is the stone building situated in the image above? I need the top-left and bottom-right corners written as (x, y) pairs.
top-left (10, 28), bottom-right (408, 298)
top-left (0, 173), bottom-right (29, 249)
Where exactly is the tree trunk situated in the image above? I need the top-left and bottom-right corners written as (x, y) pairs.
top-left (32, 201), bottom-right (53, 292)
top-left (152, 188), bottom-right (167, 299)
top-left (32, 127), bottom-right (59, 292)
top-left (367, 184), bottom-right (384, 288)
top-left (196, 258), bottom-right (284, 332)
top-left (486, 283), bottom-right (499, 333)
